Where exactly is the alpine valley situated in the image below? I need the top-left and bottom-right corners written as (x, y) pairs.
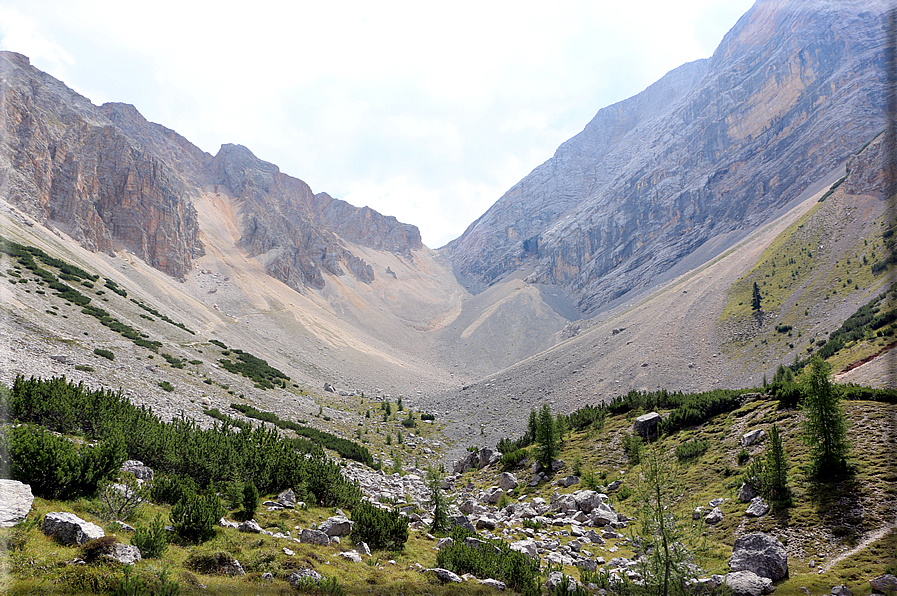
top-left (0, 0), bottom-right (895, 594)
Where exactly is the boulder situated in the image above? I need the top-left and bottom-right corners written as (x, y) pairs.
top-left (870, 574), bottom-right (897, 593)
top-left (483, 487), bottom-right (504, 504)
top-left (358, 541), bottom-right (371, 556)
top-left (277, 488), bottom-right (297, 508)
top-left (546, 571), bottom-right (580, 591)
top-left (510, 539), bottom-right (538, 559)
top-left (424, 568), bottom-right (462, 583)
top-left (634, 412), bottom-right (662, 437)
top-left (104, 543), bottom-right (142, 565)
top-left (475, 516), bottom-right (498, 530)
top-left (319, 516), bottom-right (353, 537)
top-left (479, 578), bottom-right (506, 590)
top-left (745, 496), bottom-right (770, 517)
top-left (562, 475), bottom-right (580, 487)
top-left (0, 480), bottom-right (34, 527)
top-left (238, 520), bottom-right (264, 534)
top-left (705, 507), bottom-right (724, 525)
top-left (831, 585), bottom-right (853, 596)
top-left (729, 533), bottom-right (788, 581)
top-left (590, 503), bottom-right (619, 526)
top-left (738, 482), bottom-right (758, 503)
top-left (120, 460), bottom-right (154, 481)
top-left (741, 429), bottom-right (766, 448)
top-left (288, 568), bottom-right (322, 588)
top-left (453, 452), bottom-right (478, 474)
top-left (724, 570), bottom-right (774, 596)
top-left (573, 490), bottom-right (606, 513)
top-left (436, 537), bottom-right (454, 550)
top-left (606, 479), bottom-right (622, 491)
top-left (339, 550), bottom-right (362, 563)
top-left (478, 448), bottom-right (500, 469)
top-left (42, 512), bottom-right (104, 546)
top-left (300, 529), bottom-right (330, 546)
top-left (449, 515), bottom-right (477, 534)
top-left (498, 472), bottom-right (518, 491)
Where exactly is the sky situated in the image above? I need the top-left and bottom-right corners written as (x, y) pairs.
top-left (0, 0), bottom-right (755, 248)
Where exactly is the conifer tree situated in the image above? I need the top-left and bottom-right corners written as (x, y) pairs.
top-left (752, 281), bottom-right (763, 311)
top-left (802, 357), bottom-right (850, 479)
top-left (536, 404), bottom-right (559, 469)
top-left (764, 424), bottom-right (788, 504)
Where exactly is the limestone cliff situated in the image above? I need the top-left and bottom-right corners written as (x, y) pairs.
top-left (0, 52), bottom-right (422, 289)
top-left (446, 0), bottom-right (891, 314)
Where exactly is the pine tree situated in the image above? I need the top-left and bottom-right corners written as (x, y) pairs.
top-left (752, 281), bottom-right (763, 311)
top-left (536, 404), bottom-right (559, 469)
top-left (527, 408), bottom-right (539, 445)
top-left (764, 424), bottom-right (788, 505)
top-left (802, 356), bottom-right (850, 479)
top-left (426, 468), bottom-right (452, 534)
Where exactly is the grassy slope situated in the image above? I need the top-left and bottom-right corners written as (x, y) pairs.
top-left (719, 180), bottom-right (896, 377)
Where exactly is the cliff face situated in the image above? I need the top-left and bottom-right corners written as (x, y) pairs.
top-left (0, 52), bottom-right (422, 289)
top-left (446, 0), bottom-right (891, 314)
top-left (0, 52), bottom-right (203, 279)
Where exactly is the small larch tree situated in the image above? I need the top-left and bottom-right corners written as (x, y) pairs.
top-left (751, 281), bottom-right (763, 311)
top-left (535, 404), bottom-right (559, 469)
top-left (802, 357), bottom-right (850, 479)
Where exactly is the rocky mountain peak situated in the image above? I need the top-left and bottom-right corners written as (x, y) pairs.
top-left (445, 0), bottom-right (890, 315)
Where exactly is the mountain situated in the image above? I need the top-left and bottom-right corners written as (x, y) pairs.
top-left (0, 52), bottom-right (421, 292)
top-left (445, 0), bottom-right (891, 316)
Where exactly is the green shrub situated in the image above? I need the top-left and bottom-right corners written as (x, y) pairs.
top-left (132, 513), bottom-right (169, 558)
top-left (111, 568), bottom-right (180, 596)
top-left (622, 433), bottom-right (642, 465)
top-left (737, 449), bottom-right (750, 465)
top-left (170, 492), bottom-right (224, 543)
top-left (98, 472), bottom-right (149, 521)
top-left (241, 481), bottom-right (259, 520)
top-left (350, 501), bottom-right (409, 551)
top-left (94, 348), bottom-right (115, 360)
top-left (500, 448), bottom-right (529, 471)
top-left (435, 526), bottom-right (539, 594)
top-left (675, 439), bottom-right (709, 462)
top-left (151, 474), bottom-right (199, 506)
top-left (158, 381), bottom-right (174, 392)
top-left (81, 535), bottom-right (120, 563)
top-left (3, 424), bottom-right (124, 499)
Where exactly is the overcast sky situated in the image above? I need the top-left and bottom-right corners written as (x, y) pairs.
top-left (1, 0), bottom-right (754, 248)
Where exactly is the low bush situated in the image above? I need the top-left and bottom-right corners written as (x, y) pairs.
top-left (132, 513), bottom-right (169, 558)
top-left (436, 526), bottom-right (539, 594)
top-left (500, 448), bottom-right (529, 470)
top-left (170, 492), bottom-right (224, 543)
top-left (94, 348), bottom-right (115, 360)
top-left (675, 439), bottom-right (709, 462)
top-left (350, 501), bottom-right (409, 551)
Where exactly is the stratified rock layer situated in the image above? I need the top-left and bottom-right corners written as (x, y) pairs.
top-left (447, 0), bottom-right (890, 314)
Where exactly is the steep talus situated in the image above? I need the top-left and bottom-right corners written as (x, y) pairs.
top-left (446, 0), bottom-right (891, 315)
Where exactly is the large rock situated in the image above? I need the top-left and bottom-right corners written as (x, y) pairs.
top-left (0, 480), bottom-right (34, 527)
top-left (300, 529), bottom-right (330, 546)
top-left (105, 543), bottom-right (142, 565)
top-left (318, 516), bottom-right (353, 537)
top-left (724, 571), bottom-right (774, 596)
top-left (573, 490), bottom-right (606, 513)
top-left (738, 482), bottom-right (759, 503)
top-left (729, 533), bottom-right (788, 581)
top-left (870, 574), bottom-right (897, 593)
top-left (482, 487), bottom-right (504, 504)
top-left (120, 460), bottom-right (154, 481)
top-left (478, 448), bottom-right (500, 469)
top-left (453, 451), bottom-right (478, 474)
top-left (449, 515), bottom-right (477, 534)
top-left (42, 512), bottom-right (105, 546)
top-left (498, 472), bottom-right (518, 491)
top-left (424, 568), bottom-right (462, 583)
top-left (510, 539), bottom-right (538, 559)
top-left (277, 488), bottom-right (297, 508)
top-left (745, 497), bottom-right (770, 517)
top-left (288, 568), bottom-right (322, 588)
top-left (634, 412), bottom-right (662, 437)
top-left (741, 429), bottom-right (766, 448)
top-left (704, 507), bottom-right (724, 525)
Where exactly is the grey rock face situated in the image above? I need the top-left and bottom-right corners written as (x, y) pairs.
top-left (724, 570), bottom-right (774, 596)
top-left (446, 1), bottom-right (890, 315)
top-left (634, 412), bottom-right (662, 437)
top-left (729, 533), bottom-right (788, 581)
top-left (0, 480), bottom-right (34, 527)
top-left (42, 512), bottom-right (104, 546)
top-left (238, 520), bottom-right (263, 534)
top-left (277, 488), bottom-right (297, 508)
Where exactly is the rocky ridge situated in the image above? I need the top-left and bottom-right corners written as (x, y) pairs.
top-left (446, 0), bottom-right (891, 315)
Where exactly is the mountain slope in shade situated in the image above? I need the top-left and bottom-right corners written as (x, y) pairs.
top-left (0, 51), bottom-right (421, 291)
top-left (446, 0), bottom-right (891, 315)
